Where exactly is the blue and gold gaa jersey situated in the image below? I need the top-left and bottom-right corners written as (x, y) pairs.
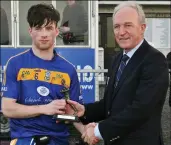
top-left (2, 48), bottom-right (83, 141)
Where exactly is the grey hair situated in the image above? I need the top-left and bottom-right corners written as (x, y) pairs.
top-left (113, 1), bottom-right (146, 24)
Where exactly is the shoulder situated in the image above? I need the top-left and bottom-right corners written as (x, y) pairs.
top-left (56, 53), bottom-right (77, 73)
top-left (147, 45), bottom-right (165, 61)
top-left (140, 43), bottom-right (168, 73)
top-left (5, 49), bottom-right (30, 68)
top-left (141, 40), bottom-right (166, 61)
top-left (167, 52), bottom-right (171, 59)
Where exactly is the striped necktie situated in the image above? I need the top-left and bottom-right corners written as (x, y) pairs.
top-left (115, 54), bottom-right (129, 87)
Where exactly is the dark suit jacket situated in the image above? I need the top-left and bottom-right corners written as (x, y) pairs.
top-left (166, 52), bottom-right (171, 107)
top-left (81, 40), bottom-right (169, 145)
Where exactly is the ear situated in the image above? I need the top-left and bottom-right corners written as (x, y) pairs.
top-left (29, 27), bottom-right (32, 36)
top-left (56, 27), bottom-right (59, 36)
top-left (141, 23), bottom-right (146, 34)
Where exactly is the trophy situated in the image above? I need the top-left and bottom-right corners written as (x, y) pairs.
top-left (53, 79), bottom-right (79, 122)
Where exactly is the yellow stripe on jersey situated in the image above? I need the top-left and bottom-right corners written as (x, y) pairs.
top-left (10, 139), bottom-right (18, 145)
top-left (17, 68), bottom-right (71, 87)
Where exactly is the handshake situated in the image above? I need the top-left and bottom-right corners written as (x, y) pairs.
top-left (65, 100), bottom-right (100, 145)
top-left (79, 122), bottom-right (100, 145)
top-left (42, 99), bottom-right (100, 145)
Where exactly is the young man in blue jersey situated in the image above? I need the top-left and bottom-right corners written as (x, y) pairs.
top-left (1, 3), bottom-right (88, 145)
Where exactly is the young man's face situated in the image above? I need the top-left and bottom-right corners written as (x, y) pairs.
top-left (29, 21), bottom-right (58, 51)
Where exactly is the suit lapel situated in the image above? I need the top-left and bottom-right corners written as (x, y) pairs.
top-left (109, 54), bottom-right (122, 89)
top-left (112, 40), bottom-right (149, 100)
top-left (106, 53), bottom-right (122, 101)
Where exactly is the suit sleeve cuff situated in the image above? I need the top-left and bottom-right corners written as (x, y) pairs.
top-left (79, 105), bottom-right (89, 124)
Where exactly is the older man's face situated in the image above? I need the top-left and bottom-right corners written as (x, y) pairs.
top-left (113, 7), bottom-right (146, 51)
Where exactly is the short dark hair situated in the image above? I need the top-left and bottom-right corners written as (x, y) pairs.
top-left (27, 3), bottom-right (60, 28)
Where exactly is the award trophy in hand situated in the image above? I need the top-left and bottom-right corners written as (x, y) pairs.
top-left (53, 79), bottom-right (79, 122)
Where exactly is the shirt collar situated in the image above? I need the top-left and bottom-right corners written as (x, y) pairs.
top-left (123, 39), bottom-right (144, 59)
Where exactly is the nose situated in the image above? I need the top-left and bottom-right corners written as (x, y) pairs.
top-left (119, 26), bottom-right (126, 36)
top-left (41, 28), bottom-right (48, 38)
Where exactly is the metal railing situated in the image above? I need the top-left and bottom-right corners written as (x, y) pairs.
top-left (77, 69), bottom-right (108, 101)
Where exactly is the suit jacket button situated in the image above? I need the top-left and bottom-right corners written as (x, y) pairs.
top-left (108, 111), bottom-right (110, 115)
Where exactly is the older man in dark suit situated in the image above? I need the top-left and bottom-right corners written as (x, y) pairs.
top-left (66, 1), bottom-right (169, 145)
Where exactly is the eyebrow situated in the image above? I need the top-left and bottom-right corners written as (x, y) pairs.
top-left (114, 22), bottom-right (133, 26)
top-left (46, 25), bottom-right (53, 28)
top-left (124, 22), bottom-right (133, 25)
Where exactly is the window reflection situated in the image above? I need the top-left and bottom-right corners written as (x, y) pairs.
top-left (56, 0), bottom-right (88, 46)
top-left (19, 1), bottom-right (89, 46)
top-left (0, 1), bottom-right (11, 45)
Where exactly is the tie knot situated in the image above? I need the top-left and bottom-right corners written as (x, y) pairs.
top-left (122, 54), bottom-right (129, 63)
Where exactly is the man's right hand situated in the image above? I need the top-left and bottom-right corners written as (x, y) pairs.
top-left (66, 100), bottom-right (85, 117)
top-left (41, 99), bottom-right (66, 115)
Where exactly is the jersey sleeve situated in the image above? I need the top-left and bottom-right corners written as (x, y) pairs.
top-left (69, 68), bottom-right (83, 105)
top-left (1, 58), bottom-right (19, 100)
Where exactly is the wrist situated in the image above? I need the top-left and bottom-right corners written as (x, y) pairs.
top-left (37, 105), bottom-right (45, 115)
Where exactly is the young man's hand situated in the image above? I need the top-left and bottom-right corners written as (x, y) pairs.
top-left (41, 99), bottom-right (66, 115)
